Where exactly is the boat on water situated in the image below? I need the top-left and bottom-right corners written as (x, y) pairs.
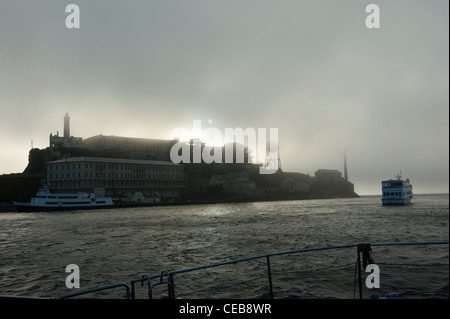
top-left (13, 185), bottom-right (114, 212)
top-left (381, 174), bottom-right (413, 206)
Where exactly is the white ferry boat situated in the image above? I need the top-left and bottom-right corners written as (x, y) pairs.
top-left (13, 186), bottom-right (114, 212)
top-left (381, 174), bottom-right (413, 206)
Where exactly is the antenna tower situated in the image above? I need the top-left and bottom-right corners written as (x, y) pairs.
top-left (264, 146), bottom-right (282, 172)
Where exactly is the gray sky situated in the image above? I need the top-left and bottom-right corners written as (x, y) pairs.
top-left (0, 0), bottom-right (448, 195)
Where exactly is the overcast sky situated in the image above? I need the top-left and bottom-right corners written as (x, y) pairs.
top-left (0, 0), bottom-right (448, 195)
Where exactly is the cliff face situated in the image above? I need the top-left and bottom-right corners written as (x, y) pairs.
top-left (0, 148), bottom-right (54, 202)
top-left (0, 148), bottom-right (90, 202)
top-left (22, 148), bottom-right (55, 176)
top-left (0, 174), bottom-right (41, 202)
top-left (310, 181), bottom-right (358, 198)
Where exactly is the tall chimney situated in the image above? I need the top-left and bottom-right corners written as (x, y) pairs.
top-left (344, 150), bottom-right (348, 182)
top-left (64, 113), bottom-right (70, 138)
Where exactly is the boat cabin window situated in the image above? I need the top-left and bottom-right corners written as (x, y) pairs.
top-left (382, 181), bottom-right (403, 188)
top-left (384, 191), bottom-right (403, 197)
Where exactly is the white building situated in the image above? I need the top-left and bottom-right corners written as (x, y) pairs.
top-left (46, 157), bottom-right (185, 199)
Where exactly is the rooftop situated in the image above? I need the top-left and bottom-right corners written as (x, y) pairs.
top-left (47, 157), bottom-right (182, 166)
top-left (315, 169), bottom-right (342, 174)
top-left (84, 134), bottom-right (178, 143)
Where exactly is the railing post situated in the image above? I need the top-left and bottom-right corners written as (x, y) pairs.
top-left (130, 280), bottom-right (136, 299)
top-left (160, 270), bottom-right (176, 299)
top-left (357, 244), bottom-right (363, 299)
top-left (266, 256), bottom-right (274, 299)
top-left (142, 275), bottom-right (152, 299)
top-left (168, 274), bottom-right (176, 299)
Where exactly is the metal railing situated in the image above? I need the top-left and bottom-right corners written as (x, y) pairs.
top-left (53, 241), bottom-right (448, 299)
top-left (57, 283), bottom-right (131, 299)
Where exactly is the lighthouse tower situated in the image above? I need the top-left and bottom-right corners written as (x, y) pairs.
top-left (49, 113), bottom-right (83, 148)
top-left (64, 113), bottom-right (70, 138)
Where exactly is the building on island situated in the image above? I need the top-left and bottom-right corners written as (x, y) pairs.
top-left (280, 177), bottom-right (311, 193)
top-left (45, 114), bottom-right (186, 202)
top-left (49, 113), bottom-right (84, 149)
top-left (314, 169), bottom-right (344, 184)
top-left (37, 113), bottom-right (359, 204)
top-left (312, 152), bottom-right (356, 195)
top-left (313, 169), bottom-right (355, 195)
top-left (46, 157), bottom-right (185, 200)
top-left (209, 171), bottom-right (256, 195)
top-left (83, 134), bottom-right (178, 161)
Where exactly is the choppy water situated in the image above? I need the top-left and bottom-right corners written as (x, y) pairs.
top-left (0, 194), bottom-right (448, 298)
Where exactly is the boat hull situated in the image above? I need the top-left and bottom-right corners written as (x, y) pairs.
top-left (13, 202), bottom-right (114, 212)
top-left (382, 197), bottom-right (413, 206)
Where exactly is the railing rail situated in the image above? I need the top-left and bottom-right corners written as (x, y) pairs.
top-left (57, 283), bottom-right (131, 299)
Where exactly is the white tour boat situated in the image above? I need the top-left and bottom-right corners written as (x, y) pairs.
top-left (13, 185), bottom-right (114, 212)
top-left (381, 174), bottom-right (413, 206)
